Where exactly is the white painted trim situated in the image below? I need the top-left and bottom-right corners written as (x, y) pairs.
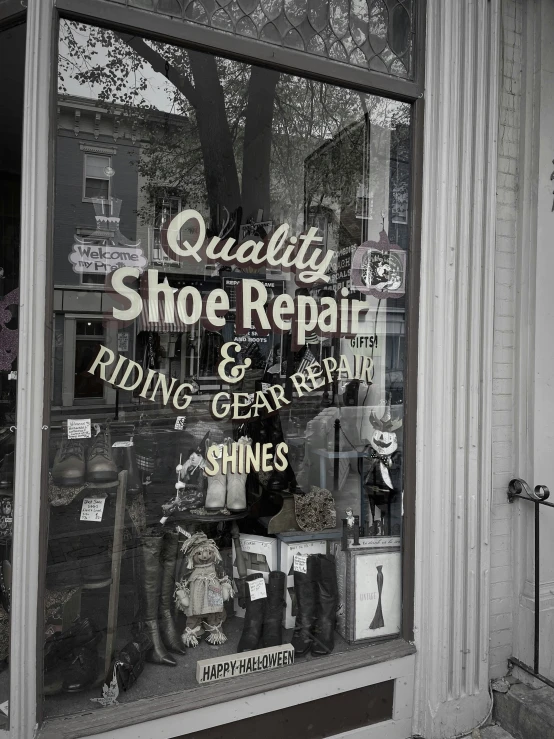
top-left (74, 655), bottom-right (415, 739)
top-left (413, 0), bottom-right (501, 736)
top-left (9, 0), bottom-right (55, 737)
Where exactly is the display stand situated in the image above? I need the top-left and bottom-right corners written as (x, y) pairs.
top-left (104, 470), bottom-right (128, 676)
top-left (80, 470), bottom-right (128, 679)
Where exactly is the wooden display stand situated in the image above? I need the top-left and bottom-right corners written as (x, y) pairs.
top-left (81, 470), bottom-right (128, 678)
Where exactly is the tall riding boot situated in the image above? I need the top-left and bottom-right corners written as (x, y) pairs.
top-left (238, 573), bottom-right (266, 652)
top-left (226, 437), bottom-right (251, 512)
top-left (141, 535), bottom-right (176, 666)
top-left (114, 444), bottom-right (142, 497)
top-left (291, 555), bottom-right (319, 656)
top-left (262, 571), bottom-right (285, 648)
top-left (311, 554), bottom-right (338, 656)
top-left (159, 532), bottom-right (186, 655)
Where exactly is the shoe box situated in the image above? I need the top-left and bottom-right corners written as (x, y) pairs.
top-left (276, 534), bottom-right (329, 629)
top-left (231, 534), bottom-right (278, 618)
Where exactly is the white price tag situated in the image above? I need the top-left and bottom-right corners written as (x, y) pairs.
top-left (174, 416), bottom-right (186, 430)
top-left (159, 516), bottom-right (168, 525)
top-left (248, 577), bottom-right (267, 601)
top-left (67, 418), bottom-right (91, 439)
top-left (112, 440), bottom-right (134, 447)
top-left (80, 497), bottom-right (105, 522)
top-left (294, 553), bottom-right (308, 573)
top-left (117, 332), bottom-right (129, 352)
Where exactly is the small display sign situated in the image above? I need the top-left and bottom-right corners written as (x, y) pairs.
top-left (248, 577), bottom-right (267, 601)
top-left (67, 418), bottom-right (91, 439)
top-left (293, 553), bottom-right (307, 573)
top-left (80, 497), bottom-right (106, 522)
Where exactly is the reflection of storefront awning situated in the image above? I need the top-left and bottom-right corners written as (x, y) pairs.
top-left (138, 298), bottom-right (186, 333)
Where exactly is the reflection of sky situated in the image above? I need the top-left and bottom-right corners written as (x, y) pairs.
top-left (58, 24), bottom-right (175, 112)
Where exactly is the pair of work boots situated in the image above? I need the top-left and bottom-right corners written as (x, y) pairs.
top-left (238, 572), bottom-right (285, 652)
top-left (291, 554), bottom-right (338, 657)
top-left (141, 532), bottom-right (185, 666)
top-left (52, 429), bottom-right (118, 486)
top-left (205, 437), bottom-right (250, 513)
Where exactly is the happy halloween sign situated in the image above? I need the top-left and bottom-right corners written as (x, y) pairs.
top-left (196, 644), bottom-right (294, 684)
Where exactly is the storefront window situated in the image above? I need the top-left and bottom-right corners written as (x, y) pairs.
top-left (43, 19), bottom-right (411, 716)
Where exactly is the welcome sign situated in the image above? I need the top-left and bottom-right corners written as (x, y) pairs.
top-left (196, 644), bottom-right (294, 684)
top-left (69, 242), bottom-right (147, 274)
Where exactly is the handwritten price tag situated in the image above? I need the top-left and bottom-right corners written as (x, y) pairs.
top-left (174, 416), bottom-right (186, 430)
top-left (112, 440), bottom-right (134, 448)
top-left (67, 419), bottom-right (91, 439)
top-left (80, 497), bottom-right (105, 522)
top-left (248, 577), bottom-right (267, 601)
top-left (294, 554), bottom-right (308, 573)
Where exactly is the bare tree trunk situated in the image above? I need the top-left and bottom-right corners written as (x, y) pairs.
top-left (189, 51), bottom-right (242, 228)
top-left (241, 66), bottom-right (279, 223)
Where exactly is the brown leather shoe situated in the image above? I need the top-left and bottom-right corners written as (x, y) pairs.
top-left (86, 429), bottom-right (118, 483)
top-left (52, 439), bottom-right (86, 486)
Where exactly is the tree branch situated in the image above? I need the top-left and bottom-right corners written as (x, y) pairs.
top-left (115, 33), bottom-right (198, 108)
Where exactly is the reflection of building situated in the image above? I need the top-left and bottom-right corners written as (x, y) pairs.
top-left (53, 97), bottom-right (141, 409)
top-left (305, 118), bottom-right (408, 407)
top-left (53, 98), bottom-right (212, 412)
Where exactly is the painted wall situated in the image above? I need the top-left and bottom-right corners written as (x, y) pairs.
top-left (489, 0), bottom-right (523, 680)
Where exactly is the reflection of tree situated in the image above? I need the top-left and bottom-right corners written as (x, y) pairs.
top-left (59, 20), bottom-right (409, 235)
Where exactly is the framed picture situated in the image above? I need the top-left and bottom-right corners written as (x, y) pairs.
top-left (332, 539), bottom-right (401, 644)
top-left (353, 548), bottom-right (401, 641)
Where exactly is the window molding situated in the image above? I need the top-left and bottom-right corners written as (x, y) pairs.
top-left (79, 143), bottom-right (117, 155)
top-left (57, 0), bottom-right (424, 103)
top-left (11, 2), bottom-right (427, 738)
top-left (10, 1), bottom-right (54, 737)
top-left (38, 640), bottom-right (416, 739)
top-left (412, 0), bottom-right (500, 736)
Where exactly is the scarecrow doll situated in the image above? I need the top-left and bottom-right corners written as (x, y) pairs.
top-left (174, 532), bottom-right (235, 647)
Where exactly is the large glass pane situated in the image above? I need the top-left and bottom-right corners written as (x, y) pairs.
top-left (0, 18), bottom-right (26, 728)
top-left (43, 19), bottom-right (411, 716)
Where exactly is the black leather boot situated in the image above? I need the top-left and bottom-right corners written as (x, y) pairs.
top-left (238, 573), bottom-right (266, 652)
top-left (62, 646), bottom-right (99, 692)
top-left (159, 532), bottom-right (186, 655)
top-left (262, 571), bottom-right (285, 648)
top-left (141, 535), bottom-right (176, 666)
top-left (311, 554), bottom-right (338, 656)
top-left (291, 555), bottom-right (318, 656)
